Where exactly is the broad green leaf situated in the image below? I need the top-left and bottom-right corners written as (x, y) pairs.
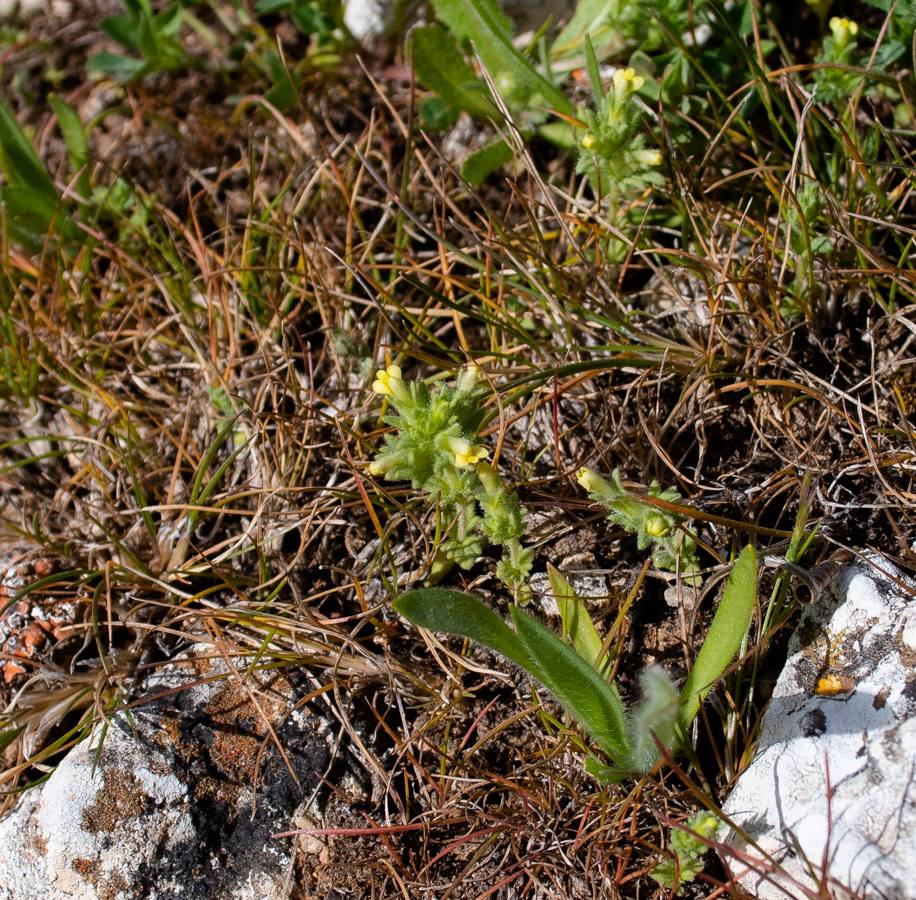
top-left (265, 73), bottom-right (299, 110)
top-left (255, 0), bottom-right (290, 12)
top-left (419, 96), bottom-right (459, 130)
top-left (552, 0), bottom-right (617, 60)
top-left (510, 606), bottom-right (630, 763)
top-left (100, 15), bottom-right (141, 49)
top-left (0, 186), bottom-right (63, 252)
top-left (546, 563), bottom-right (605, 671)
top-left (88, 51), bottom-right (148, 81)
top-left (584, 753), bottom-right (629, 783)
top-left (0, 725), bottom-right (24, 755)
top-left (393, 589), bottom-right (534, 672)
top-left (430, 0), bottom-right (573, 117)
top-left (536, 119), bottom-right (576, 150)
top-left (155, 2), bottom-right (185, 38)
top-left (0, 102), bottom-right (58, 202)
top-left (137, 16), bottom-right (162, 65)
top-left (48, 96), bottom-right (91, 205)
top-left (678, 545), bottom-right (757, 732)
top-left (431, 0), bottom-right (512, 44)
top-left (412, 27), bottom-right (498, 120)
top-left (459, 138), bottom-right (514, 186)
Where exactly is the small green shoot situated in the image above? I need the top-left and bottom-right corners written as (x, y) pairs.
top-left (88, 0), bottom-right (197, 81)
top-left (651, 810), bottom-right (720, 891)
top-left (577, 467), bottom-right (699, 575)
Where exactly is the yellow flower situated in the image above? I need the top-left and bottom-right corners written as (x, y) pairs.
top-left (372, 364), bottom-right (403, 397)
top-left (447, 436), bottom-right (489, 468)
top-left (612, 67), bottom-right (644, 105)
top-left (582, 132), bottom-right (600, 151)
top-left (829, 17), bottom-right (858, 49)
top-left (636, 148), bottom-right (662, 166)
top-left (576, 467), bottom-right (607, 495)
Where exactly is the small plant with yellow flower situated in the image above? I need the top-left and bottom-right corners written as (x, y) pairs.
top-left (577, 467), bottom-right (699, 575)
top-left (370, 364), bottom-right (532, 596)
top-left (576, 37), bottom-right (664, 232)
top-left (815, 16), bottom-right (863, 104)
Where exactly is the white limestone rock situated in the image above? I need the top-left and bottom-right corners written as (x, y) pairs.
top-left (344, 0), bottom-right (575, 44)
top-left (529, 567), bottom-right (607, 619)
top-left (723, 551), bottom-right (916, 900)
top-left (0, 647), bottom-right (335, 900)
top-left (343, 0), bottom-right (391, 42)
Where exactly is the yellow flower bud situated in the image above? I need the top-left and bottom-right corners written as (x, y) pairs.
top-left (582, 133), bottom-right (600, 151)
top-left (636, 148), bottom-right (662, 166)
top-left (829, 17), bottom-right (858, 50)
top-left (645, 514), bottom-right (670, 537)
top-left (576, 467), bottom-right (608, 495)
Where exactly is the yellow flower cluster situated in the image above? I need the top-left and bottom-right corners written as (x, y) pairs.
top-left (612, 67), bottom-right (644, 106)
top-left (829, 16), bottom-right (858, 49)
top-left (372, 364), bottom-right (403, 396)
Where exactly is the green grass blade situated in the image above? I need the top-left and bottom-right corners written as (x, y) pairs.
top-left (678, 545), bottom-right (757, 733)
top-left (412, 27), bottom-right (498, 120)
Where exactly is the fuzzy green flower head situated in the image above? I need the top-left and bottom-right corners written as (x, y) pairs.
top-left (368, 365), bottom-right (531, 594)
top-left (829, 16), bottom-right (858, 51)
top-left (578, 466), bottom-right (699, 574)
top-left (651, 810), bottom-right (720, 889)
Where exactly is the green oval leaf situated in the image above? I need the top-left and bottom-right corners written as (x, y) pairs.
top-left (678, 545), bottom-right (757, 733)
top-left (393, 588), bottom-right (533, 672)
top-left (509, 606), bottom-right (630, 763)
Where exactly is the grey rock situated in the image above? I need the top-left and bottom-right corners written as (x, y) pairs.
top-left (723, 552), bottom-right (916, 899)
top-left (343, 0), bottom-right (575, 43)
top-left (0, 647), bottom-right (334, 899)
